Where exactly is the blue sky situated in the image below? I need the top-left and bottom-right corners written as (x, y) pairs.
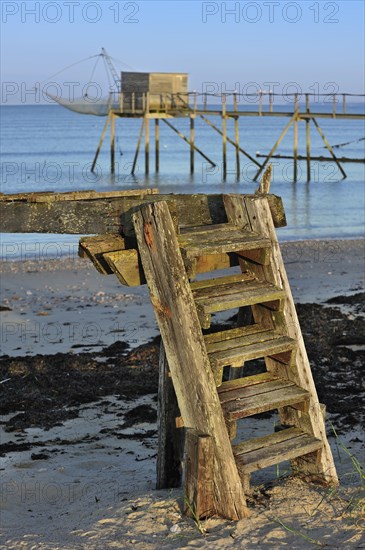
top-left (1, 0), bottom-right (364, 103)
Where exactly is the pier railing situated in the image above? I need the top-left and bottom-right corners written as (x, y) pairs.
top-left (109, 90), bottom-right (365, 118)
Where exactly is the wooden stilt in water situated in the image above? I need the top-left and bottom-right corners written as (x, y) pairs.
top-left (305, 94), bottom-right (311, 181)
top-left (162, 119), bottom-right (216, 167)
top-left (155, 119), bottom-right (160, 173)
top-left (145, 93), bottom-right (150, 175)
top-left (293, 94), bottom-right (299, 182)
top-left (190, 114), bottom-right (195, 174)
top-left (132, 119), bottom-right (144, 175)
top-left (312, 117), bottom-right (347, 178)
top-left (92, 112), bottom-right (111, 173)
top-left (110, 113), bottom-right (115, 175)
top-left (145, 117), bottom-right (150, 175)
top-left (254, 116), bottom-right (295, 181)
top-left (222, 94), bottom-right (227, 180)
top-left (234, 94), bottom-right (240, 181)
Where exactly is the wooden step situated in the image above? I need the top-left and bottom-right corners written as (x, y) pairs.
top-left (218, 376), bottom-right (309, 420)
top-left (192, 278), bottom-right (285, 328)
top-left (233, 427), bottom-right (323, 474)
top-left (206, 328), bottom-right (296, 369)
top-left (179, 225), bottom-right (271, 257)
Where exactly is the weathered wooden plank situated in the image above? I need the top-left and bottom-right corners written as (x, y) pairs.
top-left (184, 430), bottom-right (216, 519)
top-left (221, 384), bottom-right (309, 420)
top-left (0, 192), bottom-right (286, 234)
top-left (218, 372), bottom-right (279, 393)
top-left (206, 329), bottom-right (277, 354)
top-left (219, 379), bottom-right (296, 404)
top-left (132, 200), bottom-right (248, 520)
top-left (194, 281), bottom-right (285, 313)
top-left (156, 343), bottom-right (185, 489)
top-left (235, 426), bottom-right (302, 456)
top-left (243, 195), bottom-right (338, 484)
top-left (236, 247), bottom-right (271, 266)
top-left (180, 232), bottom-right (271, 258)
top-left (204, 324), bottom-right (266, 345)
top-left (234, 428), bottom-right (323, 474)
top-left (190, 272), bottom-right (254, 292)
top-left (78, 234), bottom-right (125, 274)
top-left (194, 252), bottom-right (239, 276)
top-left (0, 188), bottom-right (159, 203)
top-left (103, 249), bottom-right (146, 286)
top-left (209, 335), bottom-right (297, 369)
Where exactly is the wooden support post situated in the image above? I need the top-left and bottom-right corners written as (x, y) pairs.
top-left (145, 117), bottom-right (150, 175)
top-left (162, 119), bottom-right (216, 167)
top-left (145, 93), bottom-right (150, 174)
top-left (155, 119), bottom-right (160, 173)
top-left (312, 117), bottom-right (347, 178)
top-left (222, 93), bottom-right (227, 180)
top-left (253, 116), bottom-right (295, 181)
top-left (342, 94), bottom-right (346, 114)
top-left (305, 94), bottom-right (311, 181)
top-left (204, 93), bottom-right (207, 111)
top-left (91, 112), bottom-right (111, 173)
top-left (332, 94), bottom-right (337, 117)
top-left (234, 94), bottom-right (240, 181)
top-left (269, 92), bottom-right (273, 113)
top-left (110, 113), bottom-right (115, 175)
top-left (133, 201), bottom-right (248, 521)
top-left (132, 119), bottom-right (144, 175)
top-left (293, 94), bottom-right (299, 182)
top-left (259, 91), bottom-right (262, 116)
top-left (156, 342), bottom-right (185, 489)
top-left (190, 115), bottom-right (195, 174)
top-left (184, 430), bottom-right (215, 519)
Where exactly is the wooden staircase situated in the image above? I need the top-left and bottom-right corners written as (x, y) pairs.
top-left (131, 194), bottom-right (338, 520)
top-left (78, 190), bottom-right (338, 521)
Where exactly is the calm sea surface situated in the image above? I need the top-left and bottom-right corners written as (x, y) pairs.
top-left (1, 104), bottom-right (364, 259)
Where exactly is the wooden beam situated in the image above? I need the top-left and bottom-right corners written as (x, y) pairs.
top-left (103, 249), bottom-right (146, 286)
top-left (311, 117), bottom-right (347, 179)
top-left (190, 115), bottom-right (195, 174)
top-left (253, 116), bottom-right (295, 181)
top-left (133, 201), bottom-right (248, 520)
top-left (110, 113), bottom-right (116, 175)
top-left (78, 234), bottom-right (125, 274)
top-left (155, 119), bottom-right (160, 173)
top-left (156, 343), bottom-right (185, 489)
top-left (222, 94), bottom-right (227, 180)
top-left (91, 112), bottom-right (111, 173)
top-left (184, 430), bottom-right (215, 519)
top-left (132, 119), bottom-right (144, 175)
top-left (162, 119), bottom-right (216, 168)
top-left (0, 192), bottom-right (286, 235)
top-left (305, 94), bottom-right (311, 181)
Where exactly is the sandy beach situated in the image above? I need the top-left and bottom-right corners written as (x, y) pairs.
top-left (1, 238), bottom-right (364, 549)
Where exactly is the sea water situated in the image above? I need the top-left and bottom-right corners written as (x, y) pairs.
top-left (0, 103), bottom-right (364, 260)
